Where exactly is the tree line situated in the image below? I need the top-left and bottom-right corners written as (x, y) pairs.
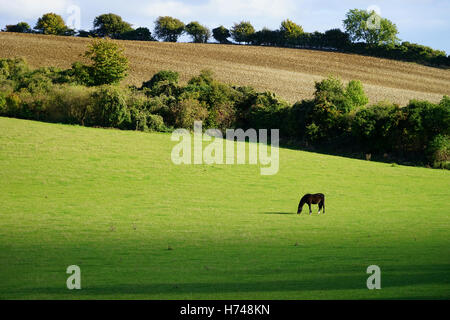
top-left (3, 10), bottom-right (449, 67)
top-left (0, 39), bottom-right (448, 169)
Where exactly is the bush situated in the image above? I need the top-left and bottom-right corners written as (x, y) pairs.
top-left (4, 22), bottom-right (31, 33)
top-left (142, 70), bottom-right (180, 97)
top-left (0, 58), bottom-right (30, 81)
top-left (427, 134), bottom-right (450, 168)
top-left (69, 62), bottom-right (93, 86)
top-left (129, 108), bottom-right (166, 132)
top-left (5, 93), bottom-right (22, 117)
top-left (147, 114), bottom-right (166, 131)
top-left (314, 76), bottom-right (347, 111)
top-left (351, 102), bottom-right (401, 152)
top-left (82, 39), bottom-right (128, 86)
top-left (0, 91), bottom-right (7, 114)
top-left (170, 98), bottom-right (208, 129)
top-left (345, 80), bottom-right (368, 110)
top-left (45, 85), bottom-right (94, 124)
top-left (91, 86), bottom-right (129, 127)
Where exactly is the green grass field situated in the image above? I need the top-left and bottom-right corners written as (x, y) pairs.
top-left (0, 116), bottom-right (449, 299)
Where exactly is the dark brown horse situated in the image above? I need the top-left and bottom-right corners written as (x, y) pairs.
top-left (297, 193), bottom-right (325, 215)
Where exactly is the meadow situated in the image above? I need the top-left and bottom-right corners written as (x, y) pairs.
top-left (0, 32), bottom-right (449, 105)
top-left (0, 116), bottom-right (449, 299)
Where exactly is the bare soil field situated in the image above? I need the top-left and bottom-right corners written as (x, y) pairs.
top-left (1, 32), bottom-right (449, 104)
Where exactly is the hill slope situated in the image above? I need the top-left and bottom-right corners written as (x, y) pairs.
top-left (1, 32), bottom-right (449, 105)
top-left (0, 117), bottom-right (449, 299)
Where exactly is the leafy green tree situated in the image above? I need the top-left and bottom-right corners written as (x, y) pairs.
top-left (343, 9), bottom-right (399, 46)
top-left (231, 21), bottom-right (255, 44)
top-left (185, 22), bottom-right (210, 43)
top-left (314, 76), bottom-right (368, 113)
top-left (323, 28), bottom-right (350, 49)
top-left (35, 13), bottom-right (74, 35)
top-left (142, 70), bottom-right (180, 96)
top-left (280, 19), bottom-right (303, 46)
top-left (154, 16), bottom-right (185, 42)
top-left (83, 38), bottom-right (128, 86)
top-left (4, 22), bottom-right (31, 33)
top-left (119, 27), bottom-right (155, 41)
top-left (92, 13), bottom-right (133, 38)
top-left (345, 80), bottom-right (368, 110)
top-left (251, 28), bottom-right (280, 46)
top-left (212, 26), bottom-right (231, 44)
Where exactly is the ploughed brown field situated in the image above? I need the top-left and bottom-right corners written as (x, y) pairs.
top-left (1, 32), bottom-right (449, 104)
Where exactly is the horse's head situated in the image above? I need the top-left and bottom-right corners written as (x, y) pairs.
top-left (297, 194), bottom-right (308, 214)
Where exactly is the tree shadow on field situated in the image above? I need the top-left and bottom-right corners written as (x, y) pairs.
top-left (7, 264), bottom-right (449, 299)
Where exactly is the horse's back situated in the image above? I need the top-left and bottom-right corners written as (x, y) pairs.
top-left (311, 193), bottom-right (325, 203)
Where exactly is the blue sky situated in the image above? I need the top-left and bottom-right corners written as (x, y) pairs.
top-left (1, 0), bottom-right (449, 53)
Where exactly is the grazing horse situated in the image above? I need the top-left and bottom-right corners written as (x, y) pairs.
top-left (297, 193), bottom-right (325, 215)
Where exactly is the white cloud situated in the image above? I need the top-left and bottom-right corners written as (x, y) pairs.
top-left (0, 0), bottom-right (72, 19)
top-left (143, 0), bottom-right (295, 20)
top-left (144, 1), bottom-right (193, 18)
top-left (210, 0), bottom-right (295, 18)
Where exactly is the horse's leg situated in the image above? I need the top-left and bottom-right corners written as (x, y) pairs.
top-left (318, 202), bottom-right (322, 215)
top-left (308, 203), bottom-right (312, 215)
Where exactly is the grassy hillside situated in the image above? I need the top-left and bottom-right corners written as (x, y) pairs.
top-left (0, 32), bottom-right (449, 105)
top-left (0, 117), bottom-right (449, 299)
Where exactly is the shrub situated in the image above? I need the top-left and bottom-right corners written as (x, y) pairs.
top-left (142, 70), bottom-right (180, 96)
top-left (314, 76), bottom-right (347, 111)
top-left (427, 134), bottom-right (450, 168)
top-left (45, 85), bottom-right (94, 125)
top-left (5, 93), bottom-right (22, 117)
top-left (128, 108), bottom-right (166, 132)
top-left (15, 69), bottom-right (53, 93)
top-left (170, 98), bottom-right (208, 129)
top-left (0, 58), bottom-right (30, 81)
top-left (345, 80), bottom-right (368, 110)
top-left (91, 86), bottom-right (129, 127)
top-left (147, 114), bottom-right (166, 131)
top-left (283, 99), bottom-right (315, 139)
top-left (83, 38), bottom-right (128, 86)
top-left (0, 91), bottom-right (6, 114)
top-left (69, 62), bottom-right (93, 86)
top-left (4, 22), bottom-right (31, 33)
top-left (351, 102), bottom-right (401, 152)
